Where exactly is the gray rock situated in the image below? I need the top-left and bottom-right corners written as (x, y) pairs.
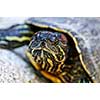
top-left (0, 49), bottom-right (48, 83)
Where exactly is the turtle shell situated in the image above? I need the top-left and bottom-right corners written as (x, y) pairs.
top-left (25, 17), bottom-right (100, 82)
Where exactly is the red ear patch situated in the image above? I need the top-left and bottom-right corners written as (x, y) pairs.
top-left (60, 34), bottom-right (68, 43)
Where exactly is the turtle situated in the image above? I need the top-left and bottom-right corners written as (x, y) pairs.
top-left (0, 17), bottom-right (100, 83)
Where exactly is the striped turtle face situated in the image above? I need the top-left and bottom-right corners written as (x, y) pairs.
top-left (28, 31), bottom-right (68, 73)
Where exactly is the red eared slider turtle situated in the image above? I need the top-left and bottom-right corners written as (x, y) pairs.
top-left (0, 17), bottom-right (99, 83)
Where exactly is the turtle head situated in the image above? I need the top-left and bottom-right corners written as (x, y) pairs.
top-left (27, 31), bottom-right (68, 73)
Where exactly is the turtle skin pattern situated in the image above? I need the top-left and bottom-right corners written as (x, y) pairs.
top-left (27, 31), bottom-right (92, 83)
